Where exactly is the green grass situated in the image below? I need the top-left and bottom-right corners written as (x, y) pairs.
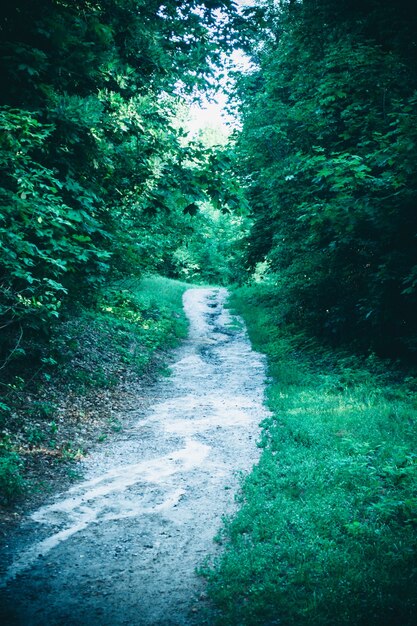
top-left (202, 284), bottom-right (417, 626)
top-left (0, 443), bottom-right (24, 505)
top-left (50, 274), bottom-right (190, 390)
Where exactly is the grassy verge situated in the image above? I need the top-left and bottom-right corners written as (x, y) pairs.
top-left (202, 283), bottom-right (417, 626)
top-left (0, 274), bottom-right (189, 508)
top-left (51, 274), bottom-right (189, 390)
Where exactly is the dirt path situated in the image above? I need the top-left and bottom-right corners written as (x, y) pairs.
top-left (0, 288), bottom-right (269, 625)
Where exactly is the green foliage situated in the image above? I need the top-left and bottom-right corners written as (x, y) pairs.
top-left (0, 0), bottom-right (243, 387)
top-left (203, 285), bottom-right (417, 625)
top-left (52, 275), bottom-right (189, 390)
top-left (234, 0), bottom-right (417, 359)
top-left (0, 107), bottom-right (109, 339)
top-left (0, 441), bottom-right (24, 504)
top-left (173, 202), bottom-right (250, 285)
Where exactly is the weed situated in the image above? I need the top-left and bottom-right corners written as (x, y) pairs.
top-left (66, 467), bottom-right (83, 480)
top-left (225, 316), bottom-right (244, 332)
top-left (108, 417), bottom-right (123, 432)
top-left (26, 401), bottom-right (56, 421)
top-left (0, 447), bottom-right (24, 504)
top-left (158, 365), bottom-right (172, 377)
top-left (25, 426), bottom-right (46, 446)
top-left (60, 442), bottom-right (85, 462)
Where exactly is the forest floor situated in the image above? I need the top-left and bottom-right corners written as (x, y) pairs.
top-left (0, 287), bottom-right (269, 625)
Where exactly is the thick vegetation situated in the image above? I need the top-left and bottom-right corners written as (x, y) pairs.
top-left (0, 0), bottom-right (244, 390)
top-left (201, 1), bottom-right (417, 623)
top-left (234, 0), bottom-right (417, 359)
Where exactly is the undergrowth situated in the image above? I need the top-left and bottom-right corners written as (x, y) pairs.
top-left (202, 283), bottom-right (417, 626)
top-left (52, 274), bottom-right (189, 390)
top-left (0, 274), bottom-right (189, 506)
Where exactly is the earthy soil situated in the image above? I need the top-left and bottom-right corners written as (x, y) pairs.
top-left (0, 287), bottom-right (269, 625)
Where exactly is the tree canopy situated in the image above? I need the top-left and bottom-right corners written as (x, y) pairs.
top-left (0, 0), bottom-right (245, 377)
top-left (2, 0), bottom-right (417, 380)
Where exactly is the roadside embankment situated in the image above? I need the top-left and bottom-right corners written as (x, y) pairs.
top-left (0, 275), bottom-right (189, 518)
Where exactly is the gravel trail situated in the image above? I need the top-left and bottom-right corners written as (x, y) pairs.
top-left (0, 287), bottom-right (269, 625)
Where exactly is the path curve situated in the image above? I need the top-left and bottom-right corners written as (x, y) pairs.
top-left (1, 287), bottom-right (269, 625)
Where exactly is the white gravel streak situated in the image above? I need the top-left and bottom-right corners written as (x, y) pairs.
top-left (1, 287), bottom-right (270, 625)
